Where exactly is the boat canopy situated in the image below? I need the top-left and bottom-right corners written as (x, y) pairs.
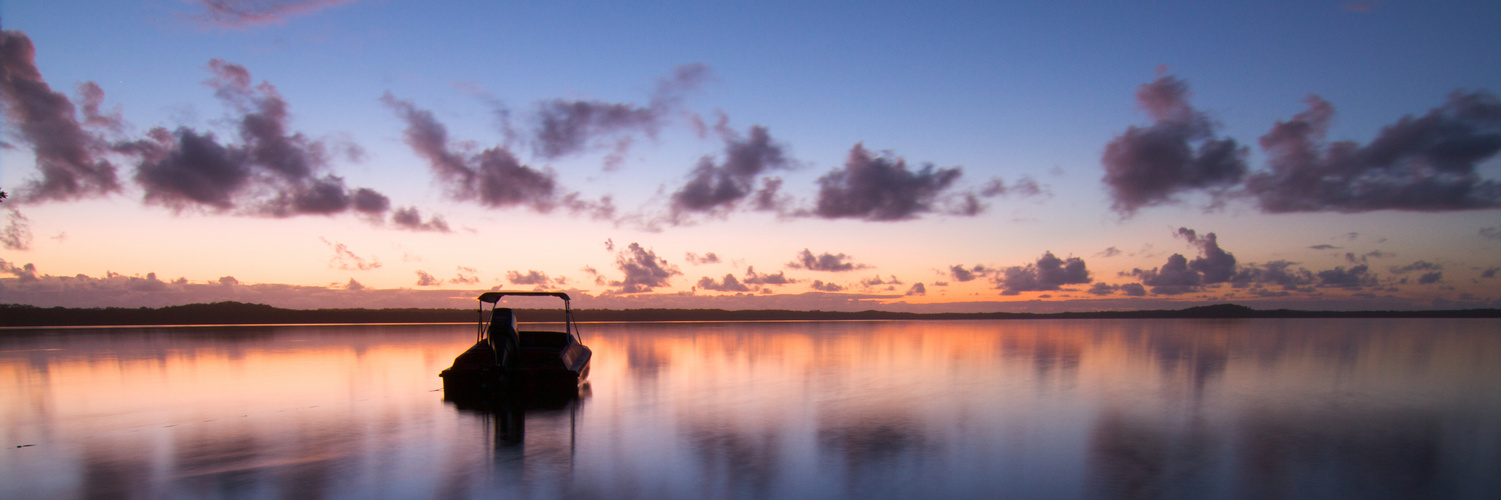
top-left (478, 291), bottom-right (571, 304)
top-left (474, 291), bottom-right (581, 344)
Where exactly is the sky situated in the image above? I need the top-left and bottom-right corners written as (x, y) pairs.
top-left (2, 0), bottom-right (1500, 312)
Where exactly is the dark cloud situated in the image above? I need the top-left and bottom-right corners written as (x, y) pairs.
top-left (1316, 265), bottom-right (1377, 288)
top-left (383, 94), bottom-right (560, 210)
top-left (206, 59), bottom-right (320, 179)
top-left (685, 252), bottom-right (721, 265)
top-left (463, 145), bottom-right (559, 208)
top-left (905, 283), bottom-right (926, 296)
top-left (415, 270), bottom-right (439, 287)
top-left (948, 264), bottom-right (990, 283)
top-left (1233, 260), bottom-right (1315, 290)
top-left (995, 252), bottom-right (1091, 295)
top-left (344, 278), bottom-right (365, 291)
top-left (1130, 254), bottom-right (1200, 295)
top-left (697, 274), bottom-right (751, 292)
top-left (669, 125), bottom-right (791, 216)
top-left (1096, 247), bottom-right (1123, 258)
top-left (1120, 283), bottom-right (1147, 296)
top-left (1127, 228), bottom-right (1240, 295)
top-left (612, 242), bottom-right (681, 293)
top-left (1481, 267), bottom-right (1498, 279)
top-left (751, 178), bottom-right (787, 212)
top-left (788, 249), bottom-right (868, 272)
top-left (1309, 244), bottom-right (1340, 250)
top-left (0, 30), bottom-right (121, 202)
top-left (1480, 227), bottom-right (1501, 240)
top-left (390, 206), bottom-right (451, 232)
top-left (945, 193), bottom-right (984, 217)
top-left (1101, 76), bottom-right (1247, 215)
top-left (2, 210), bottom-right (32, 250)
top-left (218, 276), bottom-right (239, 286)
top-left (1087, 283), bottom-right (1117, 296)
top-left (128, 127), bottom-right (249, 210)
top-left (1390, 261), bottom-right (1442, 274)
top-left (1417, 271), bottom-right (1443, 284)
top-left (124, 272), bottom-right (172, 292)
top-left (123, 61), bottom-right (388, 218)
top-left (507, 270), bottom-right (553, 286)
top-left (979, 176), bottom-right (1045, 198)
top-left (810, 280), bottom-right (844, 292)
top-left (951, 175), bottom-right (1048, 216)
top-left (1176, 228), bottom-right (1237, 284)
top-left (1345, 250), bottom-right (1394, 264)
top-left (812, 144), bottom-right (965, 221)
top-left (950, 265), bottom-right (976, 282)
top-left (599, 136), bottom-right (634, 171)
top-left (351, 187), bottom-right (390, 214)
top-left (1, 259), bottom-right (39, 283)
top-left (1213, 256), bottom-right (1411, 294)
top-left (658, 63), bottom-right (713, 101)
top-left (380, 94), bottom-right (467, 181)
top-left (530, 63), bottom-right (711, 159)
top-left (582, 265), bottom-right (607, 286)
top-left (859, 275), bottom-right (903, 288)
top-left (255, 175), bottom-right (377, 217)
top-left (532, 99), bottom-right (657, 159)
top-left (743, 266), bottom-right (795, 286)
top-left (76, 82), bottom-right (124, 133)
top-left (184, 0), bottom-right (357, 29)
top-left (687, 110), bottom-right (730, 140)
top-left (1248, 92), bottom-right (1501, 212)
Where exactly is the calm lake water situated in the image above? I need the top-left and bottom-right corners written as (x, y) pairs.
top-left (3, 319), bottom-right (1499, 499)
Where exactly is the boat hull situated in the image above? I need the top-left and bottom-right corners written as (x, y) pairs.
top-left (440, 339), bottom-right (591, 402)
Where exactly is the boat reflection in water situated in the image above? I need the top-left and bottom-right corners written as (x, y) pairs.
top-left (446, 384), bottom-right (589, 452)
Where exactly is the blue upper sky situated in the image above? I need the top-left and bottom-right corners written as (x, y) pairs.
top-left (2, 0), bottom-right (1500, 311)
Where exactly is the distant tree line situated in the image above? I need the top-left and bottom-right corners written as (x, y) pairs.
top-left (1, 302), bottom-right (1497, 328)
top-left (0, 302), bottom-right (473, 327)
top-left (578, 303), bottom-right (1501, 322)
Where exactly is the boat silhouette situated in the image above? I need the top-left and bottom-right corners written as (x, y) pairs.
top-left (440, 291), bottom-right (592, 403)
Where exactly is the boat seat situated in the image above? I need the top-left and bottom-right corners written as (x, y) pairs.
top-left (518, 331), bottom-right (572, 367)
top-left (520, 331), bottom-right (570, 349)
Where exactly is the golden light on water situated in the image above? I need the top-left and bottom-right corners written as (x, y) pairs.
top-left (3, 319), bottom-right (1499, 498)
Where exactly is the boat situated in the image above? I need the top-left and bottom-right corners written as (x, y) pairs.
top-left (440, 291), bottom-right (592, 401)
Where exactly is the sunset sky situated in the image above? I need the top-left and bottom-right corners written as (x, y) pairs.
top-left (3, 0), bottom-right (1500, 312)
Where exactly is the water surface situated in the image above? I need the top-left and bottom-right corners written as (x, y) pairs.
top-left (3, 319), bottom-right (1498, 499)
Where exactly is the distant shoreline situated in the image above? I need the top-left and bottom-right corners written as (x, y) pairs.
top-left (2, 302), bottom-right (1498, 328)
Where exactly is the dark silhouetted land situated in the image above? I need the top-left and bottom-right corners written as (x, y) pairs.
top-left (1, 302), bottom-right (1498, 328)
